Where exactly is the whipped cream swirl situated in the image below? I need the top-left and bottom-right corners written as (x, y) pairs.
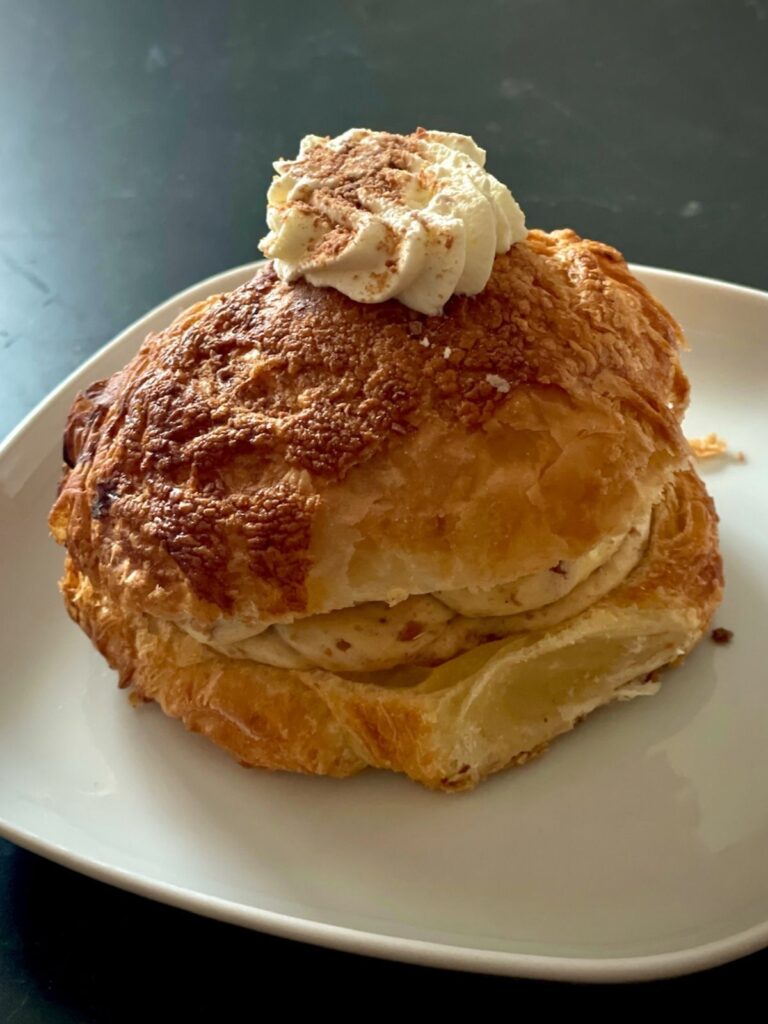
top-left (258, 128), bottom-right (526, 315)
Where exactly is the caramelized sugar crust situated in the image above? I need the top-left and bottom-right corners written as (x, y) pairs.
top-left (50, 230), bottom-right (690, 627)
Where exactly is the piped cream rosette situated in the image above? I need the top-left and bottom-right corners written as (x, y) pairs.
top-left (259, 128), bottom-right (526, 315)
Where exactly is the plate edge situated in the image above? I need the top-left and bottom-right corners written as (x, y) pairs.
top-left (2, 817), bottom-right (767, 983)
top-left (2, 260), bottom-right (768, 981)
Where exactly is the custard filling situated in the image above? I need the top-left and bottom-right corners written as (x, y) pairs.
top-left (183, 508), bottom-right (652, 674)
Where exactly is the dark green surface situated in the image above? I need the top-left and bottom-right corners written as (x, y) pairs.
top-left (1, 0), bottom-right (767, 1015)
top-left (1, 850), bottom-right (768, 1022)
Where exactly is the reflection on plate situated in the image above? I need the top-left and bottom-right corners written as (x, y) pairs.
top-left (0, 264), bottom-right (766, 982)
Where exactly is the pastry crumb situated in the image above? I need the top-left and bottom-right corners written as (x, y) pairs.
top-left (690, 433), bottom-right (727, 458)
top-left (711, 627), bottom-right (734, 645)
top-left (689, 432), bottom-right (740, 460)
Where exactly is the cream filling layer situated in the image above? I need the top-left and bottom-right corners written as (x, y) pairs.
top-left (183, 510), bottom-right (651, 674)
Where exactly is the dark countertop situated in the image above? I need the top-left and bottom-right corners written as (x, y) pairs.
top-left (1, 0), bottom-right (766, 1016)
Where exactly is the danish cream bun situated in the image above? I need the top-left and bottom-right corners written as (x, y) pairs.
top-left (50, 129), bottom-right (722, 790)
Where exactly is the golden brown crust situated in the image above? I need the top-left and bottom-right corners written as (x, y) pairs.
top-left (60, 469), bottom-right (722, 792)
top-left (50, 230), bottom-right (691, 628)
top-left (61, 558), bottom-right (366, 778)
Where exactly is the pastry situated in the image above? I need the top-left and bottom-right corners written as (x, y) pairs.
top-left (50, 129), bottom-right (723, 790)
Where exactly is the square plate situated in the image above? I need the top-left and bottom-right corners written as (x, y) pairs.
top-left (1, 263), bottom-right (766, 981)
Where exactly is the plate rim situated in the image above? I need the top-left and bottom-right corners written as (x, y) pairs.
top-left (2, 262), bottom-right (767, 983)
top-left (3, 815), bottom-right (768, 984)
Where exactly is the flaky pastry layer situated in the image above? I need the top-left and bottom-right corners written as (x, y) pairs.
top-left (60, 470), bottom-right (722, 791)
top-left (50, 230), bottom-right (690, 631)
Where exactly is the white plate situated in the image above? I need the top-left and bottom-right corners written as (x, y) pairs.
top-left (1, 264), bottom-right (766, 983)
